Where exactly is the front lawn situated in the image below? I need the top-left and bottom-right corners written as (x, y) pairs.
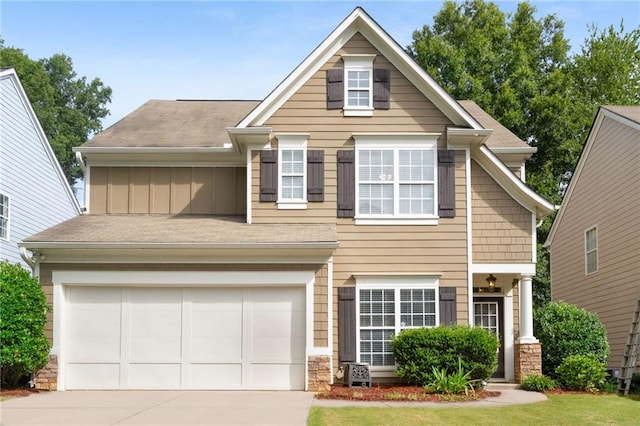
top-left (308, 394), bottom-right (640, 425)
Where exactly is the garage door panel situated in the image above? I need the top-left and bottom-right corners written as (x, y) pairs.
top-left (129, 363), bottom-right (181, 389)
top-left (190, 364), bottom-right (242, 389)
top-left (65, 285), bottom-right (306, 390)
top-left (66, 364), bottom-right (120, 389)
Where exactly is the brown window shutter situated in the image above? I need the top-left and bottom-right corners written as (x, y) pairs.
top-left (327, 68), bottom-right (344, 110)
top-left (336, 150), bottom-right (355, 218)
top-left (438, 150), bottom-right (455, 218)
top-left (373, 68), bottom-right (390, 110)
top-left (338, 287), bottom-right (357, 363)
top-left (439, 287), bottom-right (457, 325)
top-left (307, 150), bottom-right (324, 202)
top-left (259, 150), bottom-right (277, 202)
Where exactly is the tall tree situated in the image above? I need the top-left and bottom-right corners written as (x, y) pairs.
top-left (0, 46), bottom-right (112, 185)
top-left (408, 0), bottom-right (640, 306)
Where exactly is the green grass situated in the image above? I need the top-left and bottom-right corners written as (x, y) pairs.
top-left (308, 394), bottom-right (640, 426)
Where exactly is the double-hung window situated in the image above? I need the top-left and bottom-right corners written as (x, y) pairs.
top-left (343, 54), bottom-right (375, 116)
top-left (585, 226), bottom-right (598, 274)
top-left (277, 134), bottom-right (307, 209)
top-left (354, 135), bottom-right (438, 224)
top-left (0, 193), bottom-right (9, 240)
top-left (356, 276), bottom-right (439, 369)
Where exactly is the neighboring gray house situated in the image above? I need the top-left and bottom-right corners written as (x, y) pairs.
top-left (0, 68), bottom-right (81, 268)
top-left (546, 106), bottom-right (640, 370)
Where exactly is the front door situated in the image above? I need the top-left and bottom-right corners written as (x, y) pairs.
top-left (473, 297), bottom-right (504, 378)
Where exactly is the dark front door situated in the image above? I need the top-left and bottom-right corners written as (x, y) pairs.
top-left (473, 297), bottom-right (504, 378)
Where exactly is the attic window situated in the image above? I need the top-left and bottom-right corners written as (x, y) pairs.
top-left (327, 55), bottom-right (390, 115)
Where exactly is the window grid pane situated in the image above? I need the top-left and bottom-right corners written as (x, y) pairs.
top-left (585, 228), bottom-right (598, 273)
top-left (347, 70), bottom-right (370, 107)
top-left (474, 302), bottom-right (499, 337)
top-left (358, 148), bottom-right (436, 217)
top-left (281, 149), bottom-right (304, 200)
top-left (359, 289), bottom-right (395, 366)
top-left (399, 289), bottom-right (436, 328)
top-left (0, 195), bottom-right (8, 239)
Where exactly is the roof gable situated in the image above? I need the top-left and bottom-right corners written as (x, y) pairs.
top-left (546, 106), bottom-right (640, 246)
top-left (0, 68), bottom-right (82, 214)
top-left (236, 7), bottom-right (481, 129)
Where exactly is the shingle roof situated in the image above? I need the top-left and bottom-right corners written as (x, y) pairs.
top-left (83, 100), bottom-right (260, 148)
top-left (602, 106), bottom-right (640, 124)
top-left (457, 100), bottom-right (531, 149)
top-left (22, 215), bottom-right (337, 246)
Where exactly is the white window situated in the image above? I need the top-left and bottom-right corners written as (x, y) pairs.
top-left (342, 54), bottom-right (375, 116)
top-left (585, 226), bottom-right (598, 274)
top-left (0, 193), bottom-right (8, 240)
top-left (356, 276), bottom-right (439, 369)
top-left (277, 134), bottom-right (307, 209)
top-left (354, 135), bottom-right (438, 224)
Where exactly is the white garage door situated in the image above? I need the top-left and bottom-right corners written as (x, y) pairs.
top-left (64, 287), bottom-right (305, 390)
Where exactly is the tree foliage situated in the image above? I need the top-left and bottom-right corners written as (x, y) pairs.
top-left (0, 261), bottom-right (50, 388)
top-left (0, 45), bottom-right (112, 185)
top-left (408, 0), bottom-right (640, 302)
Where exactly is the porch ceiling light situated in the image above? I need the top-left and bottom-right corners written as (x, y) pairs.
top-left (486, 274), bottom-right (497, 289)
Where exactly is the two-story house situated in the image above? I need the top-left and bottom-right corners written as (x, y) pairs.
top-left (21, 8), bottom-right (554, 392)
top-left (0, 68), bottom-right (81, 269)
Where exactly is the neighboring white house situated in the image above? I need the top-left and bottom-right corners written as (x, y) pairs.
top-left (0, 68), bottom-right (81, 268)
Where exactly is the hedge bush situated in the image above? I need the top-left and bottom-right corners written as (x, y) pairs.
top-left (0, 261), bottom-right (50, 387)
top-left (533, 302), bottom-right (609, 377)
top-left (391, 325), bottom-right (498, 386)
top-left (555, 354), bottom-right (607, 392)
top-left (521, 374), bottom-right (557, 392)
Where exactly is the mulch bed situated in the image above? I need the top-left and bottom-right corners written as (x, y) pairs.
top-left (316, 384), bottom-right (500, 402)
top-left (0, 388), bottom-right (41, 399)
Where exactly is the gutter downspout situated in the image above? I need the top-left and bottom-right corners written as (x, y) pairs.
top-left (75, 151), bottom-right (86, 175)
top-left (20, 247), bottom-right (35, 273)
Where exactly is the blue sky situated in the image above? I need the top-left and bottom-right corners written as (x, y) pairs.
top-left (2, 1), bottom-right (639, 129)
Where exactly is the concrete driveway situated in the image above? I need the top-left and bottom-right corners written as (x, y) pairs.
top-left (0, 391), bottom-right (315, 426)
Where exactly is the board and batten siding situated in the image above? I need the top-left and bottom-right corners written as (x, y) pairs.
top-left (0, 75), bottom-right (79, 267)
top-left (550, 115), bottom-right (640, 369)
top-left (89, 166), bottom-right (246, 215)
top-left (252, 33), bottom-right (469, 363)
top-left (471, 161), bottom-right (533, 263)
top-left (38, 262), bottom-right (328, 348)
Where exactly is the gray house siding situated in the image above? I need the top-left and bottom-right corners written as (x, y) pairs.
top-left (0, 71), bottom-right (80, 268)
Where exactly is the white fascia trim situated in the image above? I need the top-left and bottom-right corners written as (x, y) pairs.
top-left (1, 70), bottom-right (82, 215)
top-left (84, 165), bottom-right (91, 213)
top-left (465, 148), bottom-right (474, 326)
top-left (476, 145), bottom-right (556, 218)
top-left (75, 147), bottom-right (236, 154)
top-left (246, 148), bottom-right (253, 224)
top-left (490, 146), bottom-right (538, 155)
top-left (20, 242), bottom-right (339, 250)
top-left (471, 263), bottom-right (536, 275)
top-left (237, 8), bottom-right (480, 129)
top-left (354, 218), bottom-right (438, 226)
top-left (353, 132), bottom-right (441, 141)
top-left (327, 257), bottom-right (334, 383)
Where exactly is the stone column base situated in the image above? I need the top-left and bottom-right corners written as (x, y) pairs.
top-left (307, 355), bottom-right (331, 392)
top-left (515, 342), bottom-right (542, 383)
top-left (34, 355), bottom-right (58, 391)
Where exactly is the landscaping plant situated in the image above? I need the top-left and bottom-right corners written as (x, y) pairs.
top-left (391, 325), bottom-right (498, 386)
top-left (533, 302), bottom-right (609, 377)
top-left (520, 374), bottom-right (557, 392)
top-left (0, 261), bottom-right (50, 387)
top-left (426, 358), bottom-right (478, 395)
top-left (555, 354), bottom-right (608, 392)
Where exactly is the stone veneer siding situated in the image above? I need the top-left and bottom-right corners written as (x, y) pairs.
top-left (307, 355), bottom-right (331, 392)
top-left (34, 355), bottom-right (58, 391)
top-left (514, 343), bottom-right (542, 383)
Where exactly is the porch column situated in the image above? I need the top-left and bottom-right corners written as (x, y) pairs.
top-left (518, 274), bottom-right (537, 343)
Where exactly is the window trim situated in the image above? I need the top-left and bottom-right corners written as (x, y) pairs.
top-left (585, 226), bottom-right (598, 275)
top-left (353, 134), bottom-right (439, 225)
top-left (0, 193), bottom-right (9, 241)
top-left (355, 275), bottom-right (440, 373)
top-left (342, 54), bottom-right (375, 116)
top-left (276, 134), bottom-right (308, 209)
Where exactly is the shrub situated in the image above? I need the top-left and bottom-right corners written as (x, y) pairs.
top-left (426, 358), bottom-right (478, 395)
top-left (555, 354), bottom-right (607, 392)
top-left (521, 374), bottom-right (556, 392)
top-left (0, 261), bottom-right (50, 387)
top-left (534, 302), bottom-right (609, 377)
top-left (391, 325), bottom-right (498, 386)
